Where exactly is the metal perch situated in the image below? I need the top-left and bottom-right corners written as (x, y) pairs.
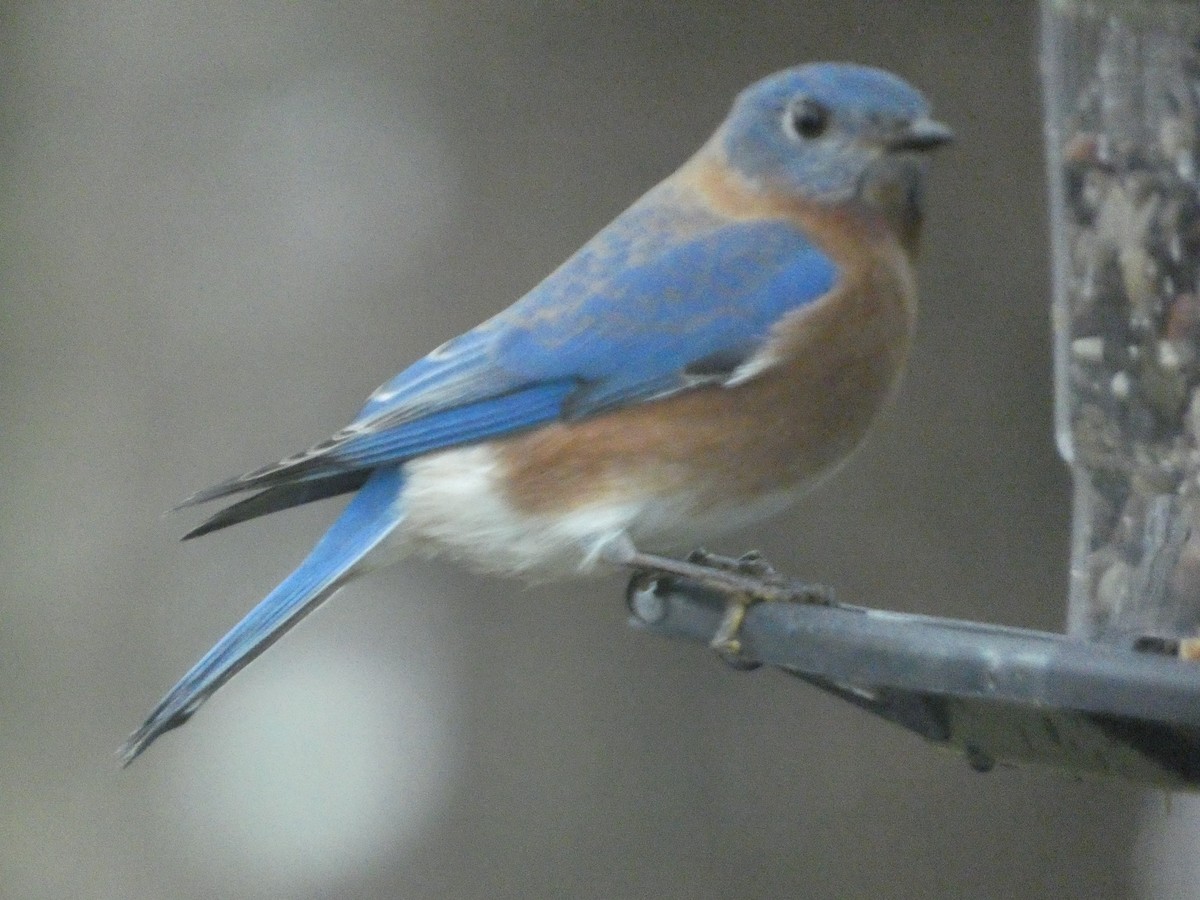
top-left (623, 554), bottom-right (1200, 791)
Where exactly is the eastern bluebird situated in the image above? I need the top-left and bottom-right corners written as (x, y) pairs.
top-left (121, 62), bottom-right (950, 763)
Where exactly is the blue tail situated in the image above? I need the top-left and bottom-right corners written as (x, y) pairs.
top-left (120, 466), bottom-right (407, 765)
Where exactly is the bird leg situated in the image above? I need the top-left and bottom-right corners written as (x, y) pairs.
top-left (598, 535), bottom-right (833, 664)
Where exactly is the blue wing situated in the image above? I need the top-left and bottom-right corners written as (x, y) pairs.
top-left (181, 184), bottom-right (838, 529)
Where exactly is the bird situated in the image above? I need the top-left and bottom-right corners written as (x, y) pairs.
top-left (120, 62), bottom-right (951, 764)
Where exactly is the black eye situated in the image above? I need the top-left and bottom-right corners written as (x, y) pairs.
top-left (787, 99), bottom-right (830, 140)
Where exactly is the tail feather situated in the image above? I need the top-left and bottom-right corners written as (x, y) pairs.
top-left (180, 471), bottom-right (371, 540)
top-left (120, 466), bottom-right (406, 765)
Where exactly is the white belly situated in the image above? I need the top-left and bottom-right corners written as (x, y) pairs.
top-left (386, 442), bottom-right (812, 579)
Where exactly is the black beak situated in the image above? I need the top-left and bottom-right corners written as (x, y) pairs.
top-left (886, 118), bottom-right (954, 153)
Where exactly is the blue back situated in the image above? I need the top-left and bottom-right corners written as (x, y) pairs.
top-left (340, 183), bottom-right (838, 469)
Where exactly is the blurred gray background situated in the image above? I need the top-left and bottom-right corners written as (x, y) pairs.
top-left (2, 1), bottom-right (1179, 898)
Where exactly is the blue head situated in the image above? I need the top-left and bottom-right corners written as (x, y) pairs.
top-left (718, 63), bottom-right (951, 214)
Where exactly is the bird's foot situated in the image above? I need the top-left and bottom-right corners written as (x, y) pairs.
top-left (603, 536), bottom-right (832, 667)
top-left (684, 548), bottom-right (782, 582)
top-left (708, 591), bottom-right (760, 668)
top-left (601, 536), bottom-right (829, 603)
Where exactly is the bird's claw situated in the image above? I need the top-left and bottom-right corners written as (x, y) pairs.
top-left (687, 548), bottom-right (777, 580)
top-left (622, 546), bottom-right (834, 669)
top-left (693, 550), bottom-right (835, 668)
top-left (709, 593), bottom-right (763, 670)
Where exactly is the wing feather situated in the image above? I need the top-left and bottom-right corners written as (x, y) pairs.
top-left (180, 188), bottom-right (838, 528)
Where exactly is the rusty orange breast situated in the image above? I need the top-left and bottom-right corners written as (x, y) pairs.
top-left (495, 159), bottom-right (918, 520)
